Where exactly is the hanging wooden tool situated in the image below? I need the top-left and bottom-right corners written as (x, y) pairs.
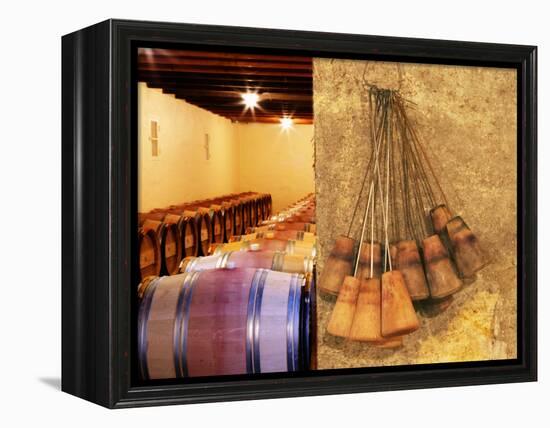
top-left (325, 83), bottom-right (487, 346)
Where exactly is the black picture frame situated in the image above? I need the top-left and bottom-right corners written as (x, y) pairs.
top-left (61, 19), bottom-right (537, 408)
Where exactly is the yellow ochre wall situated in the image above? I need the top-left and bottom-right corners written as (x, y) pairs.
top-left (138, 83), bottom-right (238, 212)
top-left (236, 123), bottom-right (314, 213)
top-left (138, 83), bottom-right (314, 213)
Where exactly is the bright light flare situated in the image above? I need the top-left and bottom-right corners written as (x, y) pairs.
top-left (280, 117), bottom-right (293, 130)
top-left (241, 92), bottom-right (260, 109)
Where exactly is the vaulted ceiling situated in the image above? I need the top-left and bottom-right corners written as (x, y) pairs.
top-left (137, 48), bottom-right (313, 124)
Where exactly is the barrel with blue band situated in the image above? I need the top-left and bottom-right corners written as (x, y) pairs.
top-left (138, 268), bottom-right (309, 379)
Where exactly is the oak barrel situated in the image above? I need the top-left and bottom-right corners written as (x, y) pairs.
top-left (213, 238), bottom-right (316, 258)
top-left (232, 201), bottom-right (244, 235)
top-left (241, 199), bottom-right (252, 229)
top-left (232, 230), bottom-right (316, 243)
top-left (212, 203), bottom-right (235, 242)
top-left (183, 210), bottom-right (211, 256)
top-left (265, 195), bottom-right (272, 217)
top-left (196, 206), bottom-right (224, 246)
top-left (223, 205), bottom-right (235, 242)
top-left (250, 222), bottom-right (316, 234)
top-left (250, 197), bottom-right (260, 226)
top-left (164, 214), bottom-right (199, 258)
top-left (138, 211), bottom-right (166, 224)
top-left (256, 196), bottom-right (266, 221)
top-left (210, 208), bottom-right (225, 244)
top-left (180, 250), bottom-right (314, 275)
top-left (141, 219), bottom-right (182, 275)
top-left (138, 228), bottom-right (161, 281)
top-left (138, 268), bottom-right (304, 379)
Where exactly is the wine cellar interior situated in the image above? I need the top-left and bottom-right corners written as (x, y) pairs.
top-left (136, 49), bottom-right (518, 381)
top-left (137, 48), bottom-right (317, 379)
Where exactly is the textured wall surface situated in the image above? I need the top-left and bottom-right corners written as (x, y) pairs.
top-left (313, 58), bottom-right (517, 369)
top-left (138, 83), bottom-right (238, 212)
top-left (236, 123), bottom-right (314, 213)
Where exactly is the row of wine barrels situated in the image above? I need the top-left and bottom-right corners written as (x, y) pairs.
top-left (141, 219), bottom-right (182, 275)
top-left (150, 207), bottom-right (211, 257)
top-left (138, 268), bottom-right (309, 379)
top-left (267, 213), bottom-right (315, 224)
top-left (180, 250), bottom-right (314, 275)
top-left (231, 230), bottom-right (317, 243)
top-left (138, 211), bottom-right (199, 263)
top-left (137, 193), bottom-right (276, 282)
top-left (182, 192), bottom-right (272, 232)
top-left (248, 221), bottom-right (316, 234)
top-left (213, 192), bottom-right (271, 224)
top-left (233, 193), bottom-right (270, 226)
top-left (139, 192), bottom-right (271, 254)
top-left (140, 211), bottom-right (199, 258)
top-left (161, 194), bottom-right (270, 249)
top-left (212, 238), bottom-right (317, 258)
top-left (263, 196), bottom-right (315, 224)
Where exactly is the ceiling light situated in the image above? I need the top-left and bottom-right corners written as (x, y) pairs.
top-left (280, 117), bottom-right (293, 130)
top-left (241, 92), bottom-right (260, 109)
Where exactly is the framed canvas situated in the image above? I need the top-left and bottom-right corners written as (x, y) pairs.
top-left (61, 19), bottom-right (537, 408)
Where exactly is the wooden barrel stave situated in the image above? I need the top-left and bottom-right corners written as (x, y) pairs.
top-left (241, 200), bottom-right (251, 229)
top-left (211, 203), bottom-right (235, 243)
top-left (183, 210), bottom-right (211, 256)
top-left (232, 202), bottom-right (244, 235)
top-left (223, 206), bottom-right (235, 242)
top-left (181, 250), bottom-right (314, 275)
top-left (141, 219), bottom-right (182, 275)
top-left (138, 268), bottom-right (304, 379)
top-left (138, 228), bottom-right (162, 282)
top-left (186, 270), bottom-right (253, 376)
top-left (232, 230), bottom-right (316, 243)
top-left (164, 213), bottom-right (199, 258)
top-left (161, 223), bottom-right (181, 274)
top-left (211, 209), bottom-right (224, 244)
top-left (213, 238), bottom-right (316, 258)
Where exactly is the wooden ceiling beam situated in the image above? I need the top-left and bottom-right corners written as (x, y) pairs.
top-left (213, 115), bottom-right (314, 121)
top-left (138, 65), bottom-right (311, 78)
top-left (171, 93), bottom-right (312, 104)
top-left (146, 82), bottom-right (312, 93)
top-left (208, 115), bottom-right (313, 121)
top-left (177, 105), bottom-right (312, 115)
top-left (190, 106), bottom-right (313, 115)
top-left (164, 88), bottom-right (312, 102)
top-left (204, 108), bottom-right (313, 116)
top-left (138, 48), bottom-right (314, 124)
top-left (138, 57), bottom-right (311, 70)
top-left (230, 117), bottom-right (313, 124)
top-left (205, 109), bottom-right (313, 119)
top-left (191, 111), bottom-right (312, 119)
top-left (138, 73), bottom-right (311, 86)
top-left (181, 109), bottom-right (312, 115)
top-left (138, 48), bottom-right (312, 63)
top-left (139, 73), bottom-right (312, 84)
top-left (172, 95), bottom-right (312, 109)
